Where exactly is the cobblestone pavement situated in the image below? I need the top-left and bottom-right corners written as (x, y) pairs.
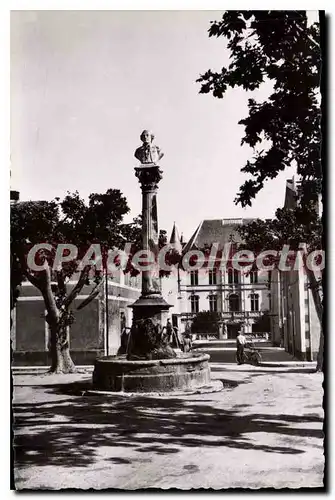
top-left (13, 364), bottom-right (324, 490)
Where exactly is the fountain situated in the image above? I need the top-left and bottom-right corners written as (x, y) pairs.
top-left (92, 130), bottom-right (217, 393)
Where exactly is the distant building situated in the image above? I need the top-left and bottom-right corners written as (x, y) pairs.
top-left (270, 178), bottom-right (321, 360)
top-left (161, 219), bottom-right (271, 339)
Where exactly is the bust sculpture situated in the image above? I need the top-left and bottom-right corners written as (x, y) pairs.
top-left (134, 130), bottom-right (164, 165)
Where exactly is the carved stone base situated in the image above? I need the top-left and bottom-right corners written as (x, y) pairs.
top-left (127, 295), bottom-right (173, 360)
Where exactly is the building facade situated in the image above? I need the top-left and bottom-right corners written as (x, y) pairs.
top-left (269, 178), bottom-right (321, 360)
top-left (162, 219), bottom-right (271, 339)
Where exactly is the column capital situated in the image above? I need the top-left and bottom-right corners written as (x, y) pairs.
top-left (135, 165), bottom-right (163, 191)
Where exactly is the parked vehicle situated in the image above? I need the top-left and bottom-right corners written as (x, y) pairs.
top-left (235, 342), bottom-right (262, 366)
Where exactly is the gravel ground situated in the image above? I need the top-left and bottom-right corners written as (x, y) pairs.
top-left (12, 364), bottom-right (324, 490)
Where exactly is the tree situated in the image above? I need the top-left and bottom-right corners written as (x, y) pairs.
top-left (197, 11), bottom-right (321, 207)
top-left (252, 312), bottom-right (271, 334)
top-left (197, 11), bottom-right (323, 369)
top-left (11, 190), bottom-right (141, 373)
top-left (191, 311), bottom-right (221, 336)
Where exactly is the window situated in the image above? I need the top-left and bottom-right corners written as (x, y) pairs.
top-left (208, 269), bottom-right (217, 285)
top-left (250, 270), bottom-right (258, 284)
top-left (268, 293), bottom-right (272, 310)
top-left (228, 269), bottom-right (239, 284)
top-left (229, 293), bottom-right (240, 312)
top-left (190, 270), bottom-right (198, 286)
top-left (267, 270), bottom-right (272, 289)
top-left (191, 295), bottom-right (199, 314)
top-left (250, 294), bottom-right (259, 312)
top-left (209, 294), bottom-right (218, 313)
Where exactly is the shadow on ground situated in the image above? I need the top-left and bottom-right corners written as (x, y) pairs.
top-left (13, 375), bottom-right (324, 471)
top-left (210, 366), bottom-right (317, 374)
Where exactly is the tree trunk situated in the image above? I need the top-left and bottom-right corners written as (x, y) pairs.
top-left (25, 264), bottom-right (93, 374)
top-left (35, 266), bottom-right (76, 374)
top-left (49, 324), bottom-right (76, 374)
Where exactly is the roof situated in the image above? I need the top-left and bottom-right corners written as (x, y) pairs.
top-left (183, 218), bottom-right (256, 252)
top-left (169, 222), bottom-right (182, 254)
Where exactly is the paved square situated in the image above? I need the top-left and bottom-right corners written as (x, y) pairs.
top-left (13, 364), bottom-right (324, 490)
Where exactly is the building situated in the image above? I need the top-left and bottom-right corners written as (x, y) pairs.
top-left (11, 270), bottom-right (141, 366)
top-left (161, 219), bottom-right (271, 339)
top-left (270, 178), bottom-right (321, 360)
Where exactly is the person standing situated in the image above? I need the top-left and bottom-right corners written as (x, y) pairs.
top-left (236, 329), bottom-right (246, 365)
top-left (166, 318), bottom-right (173, 344)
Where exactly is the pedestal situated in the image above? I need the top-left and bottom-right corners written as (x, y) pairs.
top-left (128, 164), bottom-right (173, 360)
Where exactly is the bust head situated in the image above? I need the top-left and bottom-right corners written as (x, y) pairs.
top-left (135, 130), bottom-right (163, 164)
top-left (140, 130), bottom-right (154, 144)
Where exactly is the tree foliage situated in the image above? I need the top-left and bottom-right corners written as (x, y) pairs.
top-left (252, 312), bottom-right (271, 333)
top-left (11, 189), bottom-right (141, 373)
top-left (197, 11), bottom-right (321, 208)
top-left (121, 217), bottom-right (179, 278)
top-left (237, 206), bottom-right (322, 254)
top-left (191, 311), bottom-right (221, 335)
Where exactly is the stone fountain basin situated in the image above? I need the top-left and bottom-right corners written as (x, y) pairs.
top-left (92, 352), bottom-right (211, 393)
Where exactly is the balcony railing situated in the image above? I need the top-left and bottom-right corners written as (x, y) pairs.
top-left (183, 282), bottom-right (269, 290)
top-left (180, 311), bottom-right (264, 320)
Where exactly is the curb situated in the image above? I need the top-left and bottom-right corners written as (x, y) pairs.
top-left (259, 362), bottom-right (317, 368)
top-left (12, 366), bottom-right (94, 376)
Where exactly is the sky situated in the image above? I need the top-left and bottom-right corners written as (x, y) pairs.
top-left (11, 10), bottom-right (316, 241)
